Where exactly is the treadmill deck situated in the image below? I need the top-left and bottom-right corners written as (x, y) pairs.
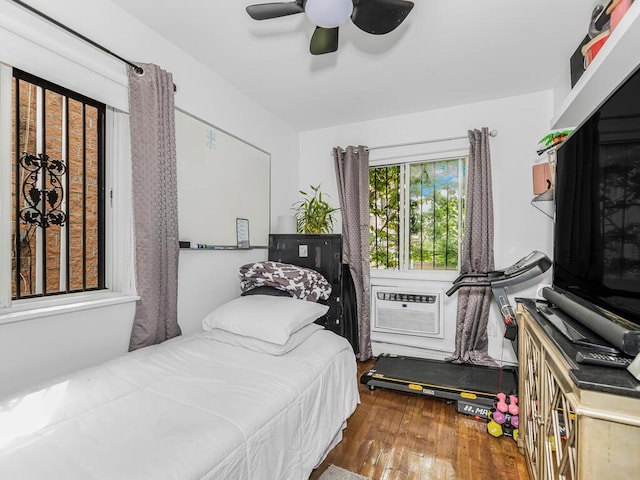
top-left (361, 354), bottom-right (518, 412)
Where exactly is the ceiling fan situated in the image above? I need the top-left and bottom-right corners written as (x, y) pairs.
top-left (246, 0), bottom-right (415, 55)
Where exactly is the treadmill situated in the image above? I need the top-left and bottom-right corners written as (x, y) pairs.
top-left (360, 251), bottom-right (552, 417)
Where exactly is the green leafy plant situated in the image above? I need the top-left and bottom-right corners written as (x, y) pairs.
top-left (292, 184), bottom-right (339, 234)
top-left (539, 129), bottom-right (573, 147)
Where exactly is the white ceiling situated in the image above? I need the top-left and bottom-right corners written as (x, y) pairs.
top-left (109, 0), bottom-right (601, 131)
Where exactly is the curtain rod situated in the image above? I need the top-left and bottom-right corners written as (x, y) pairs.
top-left (367, 129), bottom-right (498, 151)
top-left (10, 0), bottom-right (177, 92)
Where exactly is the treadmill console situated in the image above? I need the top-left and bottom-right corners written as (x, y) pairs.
top-left (503, 251), bottom-right (552, 278)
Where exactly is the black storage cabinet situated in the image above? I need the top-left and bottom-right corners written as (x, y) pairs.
top-left (268, 234), bottom-right (343, 333)
top-left (268, 234), bottom-right (359, 354)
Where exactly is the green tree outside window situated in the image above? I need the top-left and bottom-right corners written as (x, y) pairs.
top-left (369, 158), bottom-right (466, 270)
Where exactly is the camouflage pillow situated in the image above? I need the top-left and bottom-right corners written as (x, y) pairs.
top-left (238, 261), bottom-right (332, 302)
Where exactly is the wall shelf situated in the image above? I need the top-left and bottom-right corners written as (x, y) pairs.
top-left (532, 189), bottom-right (554, 202)
top-left (552, 1), bottom-right (640, 129)
top-left (531, 147), bottom-right (555, 219)
top-left (531, 189), bottom-right (554, 219)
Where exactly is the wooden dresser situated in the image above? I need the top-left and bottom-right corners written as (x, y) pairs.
top-left (516, 299), bottom-right (640, 480)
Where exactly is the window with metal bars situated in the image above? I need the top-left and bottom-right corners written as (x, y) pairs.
top-left (369, 157), bottom-right (466, 270)
top-left (11, 69), bottom-right (105, 299)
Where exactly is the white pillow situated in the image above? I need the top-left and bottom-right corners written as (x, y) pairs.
top-left (203, 323), bottom-right (323, 355)
top-left (201, 295), bottom-right (329, 345)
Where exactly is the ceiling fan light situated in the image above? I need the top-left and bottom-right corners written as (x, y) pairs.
top-left (305, 0), bottom-right (353, 28)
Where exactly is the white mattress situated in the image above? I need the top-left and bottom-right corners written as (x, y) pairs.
top-left (0, 330), bottom-right (359, 479)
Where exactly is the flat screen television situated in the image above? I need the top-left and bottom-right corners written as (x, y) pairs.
top-left (544, 63), bottom-right (640, 356)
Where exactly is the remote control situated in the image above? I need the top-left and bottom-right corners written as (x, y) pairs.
top-left (576, 351), bottom-right (632, 369)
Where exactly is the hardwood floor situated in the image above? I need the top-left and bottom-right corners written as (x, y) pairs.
top-left (310, 359), bottom-right (530, 480)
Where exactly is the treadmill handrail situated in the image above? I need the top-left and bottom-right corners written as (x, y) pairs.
top-left (451, 272), bottom-right (489, 284)
top-left (446, 280), bottom-right (491, 296)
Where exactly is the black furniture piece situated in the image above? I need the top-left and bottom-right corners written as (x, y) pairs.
top-left (268, 234), bottom-right (358, 353)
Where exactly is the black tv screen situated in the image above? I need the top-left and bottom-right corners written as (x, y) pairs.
top-left (554, 65), bottom-right (640, 331)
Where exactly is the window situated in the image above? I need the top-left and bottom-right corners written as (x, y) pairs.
top-left (370, 156), bottom-right (466, 271)
top-left (10, 69), bottom-right (105, 300)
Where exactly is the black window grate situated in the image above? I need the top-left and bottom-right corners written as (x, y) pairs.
top-left (11, 69), bottom-right (106, 300)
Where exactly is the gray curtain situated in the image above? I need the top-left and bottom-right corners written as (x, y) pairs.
top-left (333, 145), bottom-right (372, 361)
top-left (127, 63), bottom-right (181, 351)
top-left (447, 128), bottom-right (496, 366)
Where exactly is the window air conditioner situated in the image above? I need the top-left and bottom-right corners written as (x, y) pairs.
top-left (371, 287), bottom-right (443, 337)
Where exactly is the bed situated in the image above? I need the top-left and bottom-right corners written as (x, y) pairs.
top-left (0, 294), bottom-right (360, 479)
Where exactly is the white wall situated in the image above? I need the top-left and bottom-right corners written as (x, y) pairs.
top-left (0, 0), bottom-right (299, 395)
top-left (0, 300), bottom-right (135, 395)
top-left (298, 91), bottom-right (556, 363)
top-left (178, 248), bottom-right (268, 335)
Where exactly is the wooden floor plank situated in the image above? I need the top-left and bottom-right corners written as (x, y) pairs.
top-left (310, 359), bottom-right (530, 480)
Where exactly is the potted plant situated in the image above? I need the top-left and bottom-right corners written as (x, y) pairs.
top-left (539, 129), bottom-right (573, 147)
top-left (292, 184), bottom-right (339, 234)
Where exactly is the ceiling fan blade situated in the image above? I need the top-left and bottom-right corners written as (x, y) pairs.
top-left (246, 1), bottom-right (305, 20)
top-left (351, 0), bottom-right (414, 35)
top-left (310, 26), bottom-right (339, 55)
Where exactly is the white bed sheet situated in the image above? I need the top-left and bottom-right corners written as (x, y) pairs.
top-left (0, 329), bottom-right (359, 479)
